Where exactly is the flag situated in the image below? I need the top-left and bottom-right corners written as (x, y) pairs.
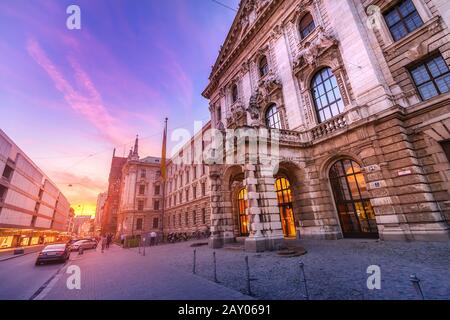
top-left (161, 118), bottom-right (168, 182)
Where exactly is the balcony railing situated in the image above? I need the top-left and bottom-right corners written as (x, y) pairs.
top-left (310, 113), bottom-right (347, 140)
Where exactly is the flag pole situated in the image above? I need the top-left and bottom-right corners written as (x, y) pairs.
top-left (161, 118), bottom-right (168, 240)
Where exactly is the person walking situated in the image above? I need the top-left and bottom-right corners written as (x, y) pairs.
top-left (101, 234), bottom-right (107, 253)
top-left (150, 231), bottom-right (157, 246)
top-left (106, 234), bottom-right (111, 249)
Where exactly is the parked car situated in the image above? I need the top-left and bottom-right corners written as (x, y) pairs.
top-left (70, 239), bottom-right (97, 252)
top-left (35, 244), bottom-right (70, 265)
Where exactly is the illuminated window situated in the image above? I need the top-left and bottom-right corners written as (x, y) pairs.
top-left (311, 67), bottom-right (344, 123)
top-left (237, 188), bottom-right (249, 236)
top-left (329, 159), bottom-right (378, 237)
top-left (275, 177), bottom-right (296, 237)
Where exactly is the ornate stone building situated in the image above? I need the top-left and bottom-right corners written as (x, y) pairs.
top-left (164, 122), bottom-right (212, 237)
top-left (202, 0), bottom-right (450, 251)
top-left (116, 137), bottom-right (164, 238)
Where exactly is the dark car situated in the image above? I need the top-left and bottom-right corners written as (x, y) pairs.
top-left (70, 239), bottom-right (97, 252)
top-left (36, 244), bottom-right (70, 265)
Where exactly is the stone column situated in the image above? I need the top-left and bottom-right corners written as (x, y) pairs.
top-left (244, 164), bottom-right (265, 252)
top-left (208, 168), bottom-right (224, 248)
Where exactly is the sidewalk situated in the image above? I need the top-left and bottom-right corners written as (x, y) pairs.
top-left (0, 245), bottom-right (44, 262)
top-left (42, 244), bottom-right (253, 300)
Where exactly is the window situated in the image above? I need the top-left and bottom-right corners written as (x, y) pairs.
top-left (186, 171), bottom-right (190, 183)
top-left (193, 186), bottom-right (197, 199)
top-left (179, 192), bottom-right (182, 203)
top-left (193, 166), bottom-right (197, 180)
top-left (185, 213), bottom-right (189, 225)
top-left (185, 189), bottom-right (189, 201)
top-left (173, 215), bottom-right (176, 227)
top-left (311, 67), bottom-right (344, 123)
top-left (153, 218), bottom-right (159, 229)
top-left (2, 165), bottom-right (13, 181)
top-left (154, 200), bottom-right (160, 211)
top-left (201, 182), bottom-right (206, 196)
top-left (237, 188), bottom-right (249, 236)
top-left (202, 164), bottom-right (206, 175)
top-left (410, 55), bottom-right (450, 101)
top-left (259, 56), bottom-right (269, 77)
top-left (384, 0), bottom-right (423, 41)
top-left (265, 104), bottom-right (282, 129)
top-left (0, 185), bottom-right (7, 201)
top-left (192, 211), bottom-right (197, 225)
top-left (231, 84), bottom-right (238, 103)
top-left (154, 185), bottom-right (160, 195)
top-left (139, 185), bottom-right (145, 195)
top-left (217, 106), bottom-right (222, 121)
top-left (275, 177), bottom-right (296, 237)
top-left (136, 218), bottom-right (143, 231)
top-left (329, 159), bottom-right (378, 237)
top-left (441, 141), bottom-right (450, 163)
top-left (202, 208), bottom-right (206, 224)
top-left (137, 200), bottom-right (144, 211)
top-left (140, 169), bottom-right (146, 178)
top-left (178, 213), bottom-right (182, 226)
top-left (299, 13), bottom-right (315, 39)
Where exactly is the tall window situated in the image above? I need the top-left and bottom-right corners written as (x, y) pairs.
top-left (329, 159), bottom-right (378, 237)
top-left (217, 106), bottom-right (222, 121)
top-left (193, 211), bottom-right (197, 225)
top-left (383, 0), bottom-right (423, 41)
top-left (152, 218), bottom-right (159, 229)
top-left (136, 218), bottom-right (143, 231)
top-left (231, 84), bottom-right (239, 103)
top-left (137, 200), bottom-right (144, 211)
top-left (441, 140), bottom-right (450, 163)
top-left (410, 54), bottom-right (450, 101)
top-left (154, 185), bottom-right (160, 195)
top-left (185, 212), bottom-right (189, 225)
top-left (140, 169), bottom-right (146, 178)
top-left (153, 200), bottom-right (160, 211)
top-left (259, 56), bottom-right (269, 77)
top-left (237, 188), bottom-right (249, 236)
top-left (139, 185), bottom-right (145, 195)
top-left (202, 208), bottom-right (206, 224)
top-left (311, 67), bottom-right (344, 123)
top-left (265, 104), bottom-right (282, 129)
top-left (299, 13), bottom-right (315, 39)
top-left (275, 177), bottom-right (296, 237)
top-left (201, 182), bottom-right (206, 196)
top-left (193, 186), bottom-right (197, 199)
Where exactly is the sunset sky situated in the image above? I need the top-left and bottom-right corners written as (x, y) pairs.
top-left (0, 0), bottom-right (239, 215)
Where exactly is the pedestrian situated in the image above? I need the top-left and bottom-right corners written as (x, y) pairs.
top-left (101, 234), bottom-right (107, 253)
top-left (120, 234), bottom-right (125, 247)
top-left (150, 231), bottom-right (157, 246)
top-left (106, 233), bottom-right (112, 249)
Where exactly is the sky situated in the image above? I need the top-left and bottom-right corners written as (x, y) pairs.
top-left (0, 0), bottom-right (239, 215)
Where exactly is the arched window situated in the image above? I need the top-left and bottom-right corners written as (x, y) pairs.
top-left (237, 188), bottom-right (249, 236)
top-left (275, 177), bottom-right (296, 237)
top-left (231, 84), bottom-right (238, 103)
top-left (259, 55), bottom-right (269, 77)
top-left (265, 104), bottom-right (282, 129)
top-left (299, 13), bottom-right (316, 39)
top-left (329, 159), bottom-right (378, 238)
top-left (311, 67), bottom-right (344, 123)
top-left (216, 105), bottom-right (222, 121)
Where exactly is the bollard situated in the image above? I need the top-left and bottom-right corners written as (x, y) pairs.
top-left (193, 249), bottom-right (197, 274)
top-left (143, 238), bottom-right (146, 256)
top-left (213, 251), bottom-right (218, 283)
top-left (410, 274), bottom-right (425, 300)
top-left (138, 239), bottom-right (141, 254)
top-left (299, 262), bottom-right (310, 300)
top-left (245, 256), bottom-right (252, 296)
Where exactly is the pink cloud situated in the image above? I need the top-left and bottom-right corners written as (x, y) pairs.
top-left (26, 38), bottom-right (132, 146)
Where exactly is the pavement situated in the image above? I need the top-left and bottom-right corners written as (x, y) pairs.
top-left (0, 245), bottom-right (45, 262)
top-left (0, 244), bottom-right (252, 300)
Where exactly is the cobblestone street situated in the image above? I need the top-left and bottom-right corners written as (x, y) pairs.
top-left (156, 239), bottom-right (450, 300)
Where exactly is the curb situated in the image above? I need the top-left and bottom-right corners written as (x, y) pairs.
top-left (0, 248), bottom-right (43, 262)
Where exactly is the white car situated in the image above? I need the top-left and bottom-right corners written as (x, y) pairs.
top-left (70, 239), bottom-right (97, 252)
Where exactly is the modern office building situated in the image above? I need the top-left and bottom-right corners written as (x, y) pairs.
top-left (0, 129), bottom-right (72, 248)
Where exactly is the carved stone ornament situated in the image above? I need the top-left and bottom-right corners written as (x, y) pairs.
top-left (294, 28), bottom-right (338, 67)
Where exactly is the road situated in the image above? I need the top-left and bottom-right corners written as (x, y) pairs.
top-left (0, 250), bottom-right (67, 300)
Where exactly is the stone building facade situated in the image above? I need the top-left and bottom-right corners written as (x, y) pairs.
top-left (163, 122), bottom-right (212, 237)
top-left (202, 0), bottom-right (450, 251)
top-left (115, 138), bottom-right (164, 238)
